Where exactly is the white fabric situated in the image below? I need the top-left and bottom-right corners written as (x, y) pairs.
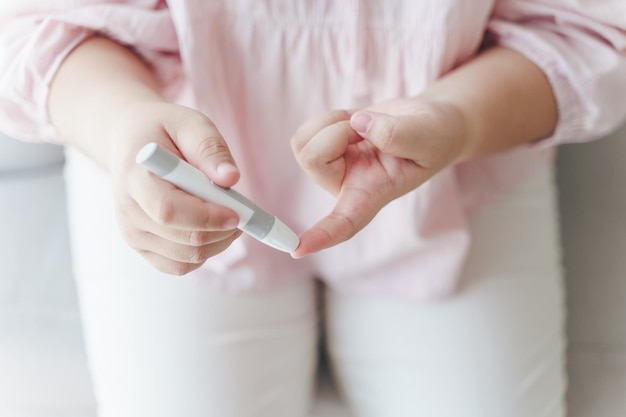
top-left (59, 147), bottom-right (566, 417)
top-left (64, 151), bottom-right (318, 417)
top-left (324, 165), bottom-right (566, 417)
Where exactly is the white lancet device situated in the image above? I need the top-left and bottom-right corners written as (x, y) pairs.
top-left (136, 143), bottom-right (300, 253)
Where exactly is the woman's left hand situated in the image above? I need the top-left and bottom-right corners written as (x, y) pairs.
top-left (290, 97), bottom-right (469, 258)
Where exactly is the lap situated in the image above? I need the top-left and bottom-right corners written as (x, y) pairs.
top-left (65, 149), bottom-right (565, 417)
top-left (64, 149), bottom-right (318, 417)
top-left (324, 167), bottom-right (566, 417)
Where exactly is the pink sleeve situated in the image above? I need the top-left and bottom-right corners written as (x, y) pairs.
top-left (0, 0), bottom-right (182, 142)
top-left (488, 0), bottom-right (626, 147)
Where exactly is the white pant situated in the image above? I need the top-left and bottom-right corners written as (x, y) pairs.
top-left (64, 149), bottom-right (566, 417)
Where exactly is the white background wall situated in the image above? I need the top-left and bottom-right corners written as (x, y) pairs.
top-left (0, 124), bottom-right (625, 416)
top-left (0, 140), bottom-right (95, 416)
top-left (558, 123), bottom-right (626, 417)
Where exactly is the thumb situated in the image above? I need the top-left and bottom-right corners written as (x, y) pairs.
top-left (350, 105), bottom-right (467, 169)
top-left (190, 135), bottom-right (240, 188)
top-left (168, 110), bottom-right (240, 188)
top-left (349, 110), bottom-right (423, 161)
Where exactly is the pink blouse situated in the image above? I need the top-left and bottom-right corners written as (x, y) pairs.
top-left (1, 0), bottom-right (625, 299)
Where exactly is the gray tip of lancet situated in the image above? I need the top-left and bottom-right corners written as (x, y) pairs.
top-left (136, 143), bottom-right (179, 177)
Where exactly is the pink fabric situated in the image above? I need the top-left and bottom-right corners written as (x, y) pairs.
top-left (1, 0), bottom-right (625, 299)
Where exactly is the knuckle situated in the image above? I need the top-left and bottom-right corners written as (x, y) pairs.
top-left (338, 121), bottom-right (356, 141)
top-left (186, 246), bottom-right (207, 264)
top-left (169, 262), bottom-right (194, 276)
top-left (114, 200), bottom-right (131, 218)
top-left (187, 230), bottom-right (209, 246)
top-left (376, 120), bottom-right (397, 153)
top-left (298, 151), bottom-right (318, 170)
top-left (113, 195), bottom-right (141, 224)
top-left (139, 250), bottom-right (194, 276)
top-left (197, 138), bottom-right (230, 160)
top-left (290, 127), bottom-right (307, 154)
top-left (115, 218), bottom-right (146, 248)
top-left (152, 196), bottom-right (175, 225)
top-left (120, 227), bottom-right (141, 248)
top-left (181, 111), bottom-right (214, 134)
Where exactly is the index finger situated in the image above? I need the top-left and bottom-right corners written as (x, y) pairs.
top-left (291, 186), bottom-right (382, 258)
top-left (291, 109), bottom-right (355, 155)
top-left (131, 166), bottom-right (240, 231)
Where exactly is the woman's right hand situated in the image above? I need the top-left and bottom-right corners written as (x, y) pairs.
top-left (108, 101), bottom-right (243, 275)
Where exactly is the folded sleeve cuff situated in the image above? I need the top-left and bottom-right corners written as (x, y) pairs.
top-left (488, 1), bottom-right (626, 150)
top-left (0, 2), bottom-right (182, 142)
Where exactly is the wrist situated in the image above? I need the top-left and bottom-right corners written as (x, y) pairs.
top-left (445, 99), bottom-right (482, 163)
top-left (416, 47), bottom-right (558, 161)
top-left (417, 94), bottom-right (479, 164)
top-left (48, 36), bottom-right (164, 168)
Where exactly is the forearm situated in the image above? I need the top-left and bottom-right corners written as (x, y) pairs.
top-left (48, 36), bottom-right (163, 169)
top-left (424, 46), bottom-right (558, 161)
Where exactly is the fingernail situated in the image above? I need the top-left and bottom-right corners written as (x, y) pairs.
top-left (222, 217), bottom-right (239, 230)
top-left (351, 112), bottom-right (372, 135)
top-left (217, 162), bottom-right (238, 175)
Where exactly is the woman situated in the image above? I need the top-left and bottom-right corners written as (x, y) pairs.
top-left (1, 1), bottom-right (625, 416)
